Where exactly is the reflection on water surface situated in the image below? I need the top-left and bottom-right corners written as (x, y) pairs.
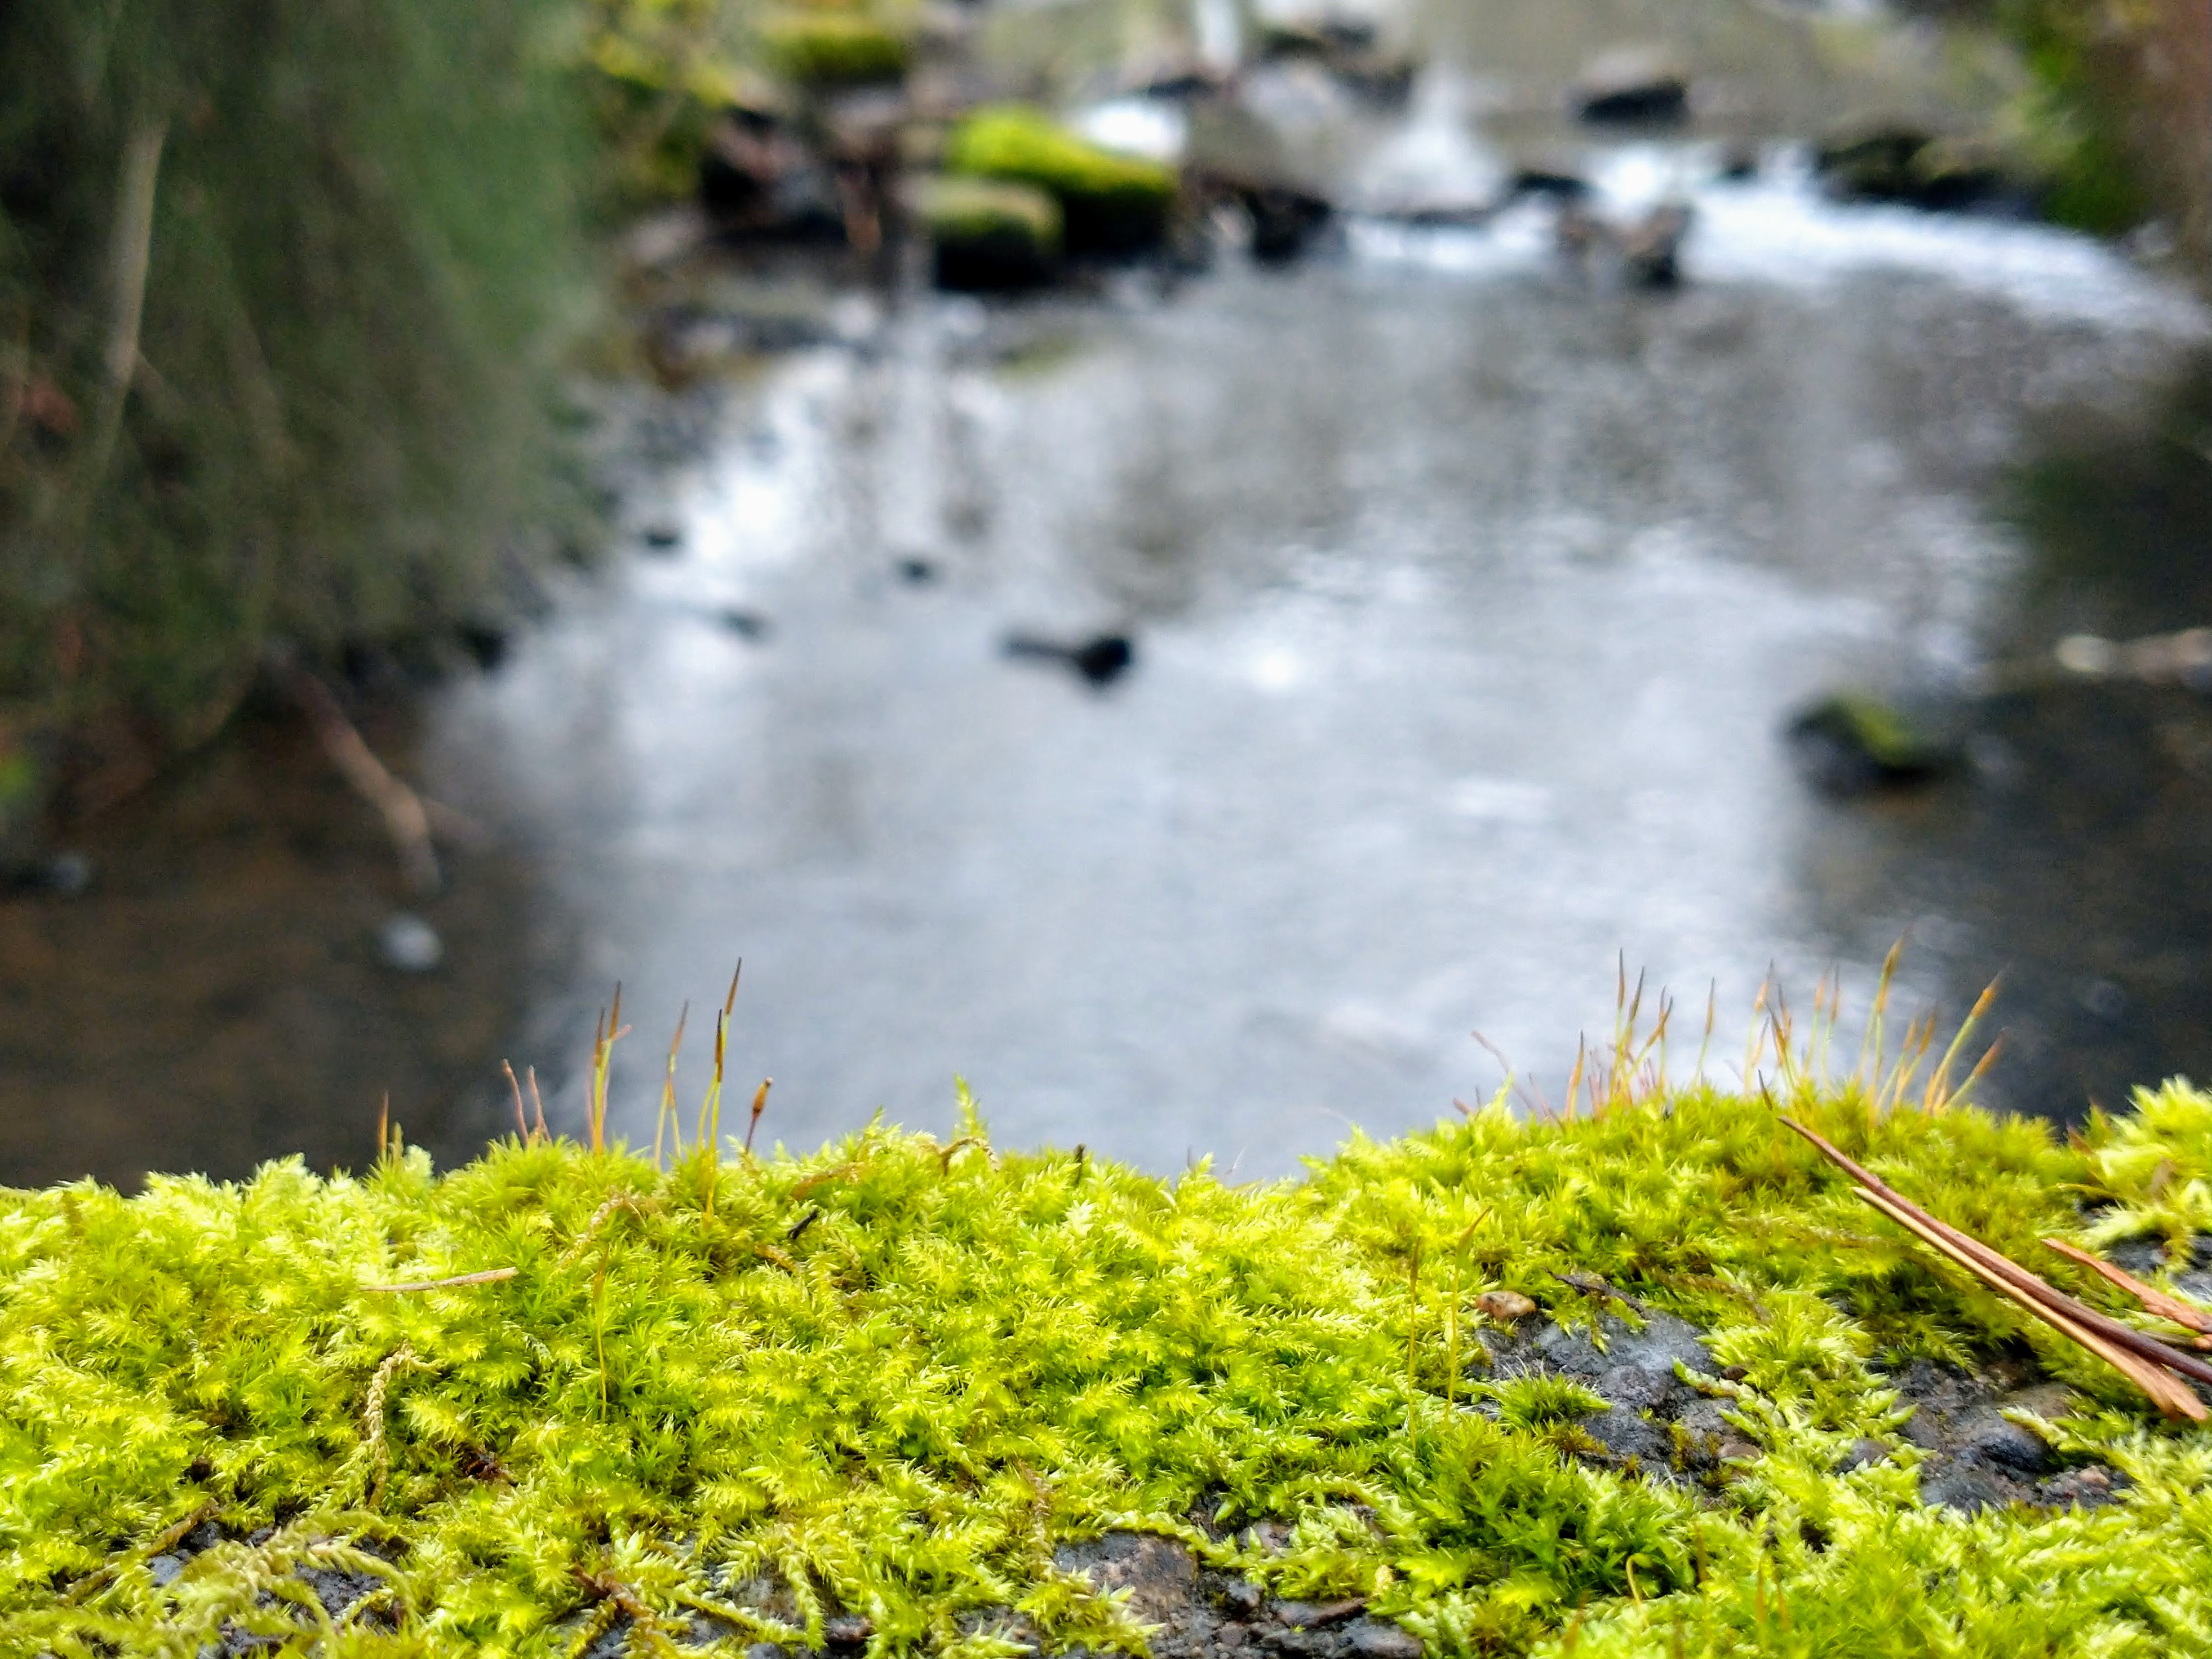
top-left (5, 8), bottom-right (2210, 1185)
top-left (424, 167), bottom-right (2211, 1178)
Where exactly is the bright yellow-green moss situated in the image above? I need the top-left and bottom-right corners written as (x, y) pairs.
top-left (2, 1078), bottom-right (2209, 1656)
top-left (757, 11), bottom-right (911, 86)
top-left (943, 107), bottom-right (1178, 256)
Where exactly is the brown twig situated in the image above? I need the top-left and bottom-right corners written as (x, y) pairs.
top-left (281, 662), bottom-right (441, 895)
top-left (1778, 1116), bottom-right (2209, 1420)
top-left (361, 1267), bottom-right (517, 1294)
top-left (2043, 1238), bottom-right (2212, 1346)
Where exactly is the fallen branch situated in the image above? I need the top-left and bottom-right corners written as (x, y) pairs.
top-left (279, 662), bottom-right (441, 895)
top-left (1777, 1116), bottom-right (2210, 1421)
top-left (2043, 1238), bottom-right (2212, 1348)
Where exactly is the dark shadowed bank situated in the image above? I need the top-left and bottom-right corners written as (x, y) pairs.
top-left (0, 0), bottom-right (588, 844)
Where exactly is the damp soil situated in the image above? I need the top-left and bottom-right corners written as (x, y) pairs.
top-left (0, 696), bottom-right (540, 1190)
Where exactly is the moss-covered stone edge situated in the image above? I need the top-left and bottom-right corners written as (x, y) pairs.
top-left (2, 1075), bottom-right (2209, 1657)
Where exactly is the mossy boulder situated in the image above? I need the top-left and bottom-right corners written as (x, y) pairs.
top-left (915, 175), bottom-right (1063, 290)
top-left (943, 105), bottom-right (1180, 256)
top-left (759, 10), bottom-right (913, 87)
top-left (3, 1068), bottom-right (2211, 1654)
top-left (1817, 125), bottom-right (2021, 213)
top-left (1787, 692), bottom-right (1958, 793)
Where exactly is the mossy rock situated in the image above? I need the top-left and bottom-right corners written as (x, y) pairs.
top-left (1786, 693), bottom-right (1957, 793)
top-left (915, 175), bottom-right (1063, 290)
top-left (943, 104), bottom-right (1179, 256)
top-left (759, 10), bottom-right (913, 86)
top-left (1816, 126), bottom-right (2020, 213)
top-left (3, 1068), bottom-right (2211, 1654)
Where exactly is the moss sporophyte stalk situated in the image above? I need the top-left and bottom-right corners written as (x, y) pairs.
top-left (2, 1070), bottom-right (2211, 1656)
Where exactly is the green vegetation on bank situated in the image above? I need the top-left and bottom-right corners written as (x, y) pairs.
top-left (0, 0), bottom-right (587, 762)
top-left (1995, 0), bottom-right (2152, 236)
top-left (3, 1061), bottom-right (2209, 1657)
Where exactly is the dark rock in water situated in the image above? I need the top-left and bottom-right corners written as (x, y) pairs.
top-left (1718, 141), bottom-right (1759, 182)
top-left (699, 110), bottom-right (846, 241)
top-left (1125, 57), bottom-right (1229, 101)
top-left (1816, 126), bottom-right (2013, 212)
top-left (916, 174), bottom-right (1063, 291)
top-left (1245, 184), bottom-right (1335, 263)
top-left (717, 609), bottom-right (773, 642)
top-left (896, 556), bottom-right (939, 585)
top-left (1189, 165), bottom-right (1336, 263)
top-left (456, 622), bottom-right (509, 671)
top-left (1510, 165), bottom-right (1592, 202)
top-left (1573, 47), bottom-right (1691, 126)
top-left (1620, 202), bottom-right (1693, 289)
top-left (1785, 694), bottom-right (1956, 794)
top-left (1004, 632), bottom-right (1136, 687)
top-left (641, 523), bottom-right (684, 552)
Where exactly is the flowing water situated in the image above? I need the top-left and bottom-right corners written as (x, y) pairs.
top-left (6, 0), bottom-right (2211, 1186)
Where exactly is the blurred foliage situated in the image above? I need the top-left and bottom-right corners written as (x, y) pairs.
top-left (584, 0), bottom-right (913, 201)
top-left (1995, 0), bottom-right (2191, 238)
top-left (0, 0), bottom-right (589, 758)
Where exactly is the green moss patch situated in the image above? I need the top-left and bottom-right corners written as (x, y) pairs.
top-left (943, 107), bottom-right (1178, 257)
top-left (758, 11), bottom-right (912, 87)
top-left (2, 1077), bottom-right (2210, 1656)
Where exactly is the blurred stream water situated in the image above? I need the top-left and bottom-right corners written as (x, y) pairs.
top-left (6, 0), bottom-right (2212, 1186)
top-left (429, 153), bottom-right (2212, 1179)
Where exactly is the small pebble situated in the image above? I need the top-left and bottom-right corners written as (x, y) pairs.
top-left (43, 852), bottom-right (93, 896)
top-left (377, 912), bottom-right (444, 974)
top-left (1347, 1624), bottom-right (1423, 1659)
top-left (148, 1553), bottom-right (184, 1587)
top-left (1838, 1437), bottom-right (1891, 1472)
top-left (718, 608), bottom-right (773, 641)
top-left (1474, 1290), bottom-right (1536, 1322)
top-left (1223, 1581), bottom-right (1263, 1616)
